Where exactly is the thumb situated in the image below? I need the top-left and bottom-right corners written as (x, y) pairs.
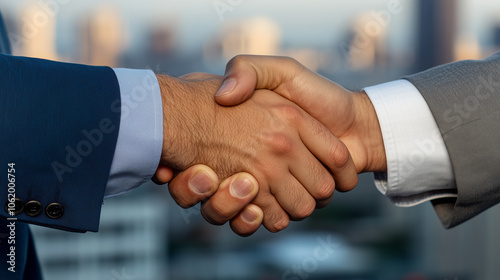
top-left (152, 165), bottom-right (175, 185)
top-left (169, 164), bottom-right (219, 208)
top-left (214, 55), bottom-right (306, 106)
top-left (215, 57), bottom-right (259, 106)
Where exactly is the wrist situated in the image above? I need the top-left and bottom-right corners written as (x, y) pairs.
top-left (156, 74), bottom-right (225, 172)
top-left (352, 91), bottom-right (387, 173)
top-left (156, 74), bottom-right (206, 170)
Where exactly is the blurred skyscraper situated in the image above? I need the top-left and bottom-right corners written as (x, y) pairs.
top-left (204, 17), bottom-right (281, 62)
top-left (493, 24), bottom-right (500, 48)
top-left (18, 3), bottom-right (58, 60)
top-left (416, 0), bottom-right (457, 70)
top-left (79, 5), bottom-right (124, 66)
top-left (120, 18), bottom-right (207, 76)
top-left (343, 12), bottom-right (388, 70)
top-left (1, 0), bottom-right (500, 279)
top-left (31, 187), bottom-right (170, 280)
top-left (454, 34), bottom-right (482, 61)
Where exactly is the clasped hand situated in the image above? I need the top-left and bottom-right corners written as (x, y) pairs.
top-left (153, 56), bottom-right (386, 236)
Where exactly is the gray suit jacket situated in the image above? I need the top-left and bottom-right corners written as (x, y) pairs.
top-left (405, 51), bottom-right (500, 228)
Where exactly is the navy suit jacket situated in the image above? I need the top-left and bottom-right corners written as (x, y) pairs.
top-left (0, 53), bottom-right (121, 279)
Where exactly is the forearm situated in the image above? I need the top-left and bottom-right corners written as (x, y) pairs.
top-left (156, 74), bottom-right (220, 172)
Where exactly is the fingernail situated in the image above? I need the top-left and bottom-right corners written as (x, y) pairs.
top-left (241, 208), bottom-right (259, 223)
top-left (230, 176), bottom-right (253, 198)
top-left (215, 78), bottom-right (237, 97)
top-left (189, 171), bottom-right (213, 195)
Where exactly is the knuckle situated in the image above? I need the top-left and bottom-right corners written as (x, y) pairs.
top-left (280, 56), bottom-right (306, 74)
top-left (291, 198), bottom-right (316, 220)
top-left (269, 216), bottom-right (290, 233)
top-left (314, 179), bottom-right (335, 200)
top-left (329, 143), bottom-right (351, 169)
top-left (282, 56), bottom-right (300, 67)
top-left (266, 133), bottom-right (294, 155)
top-left (228, 55), bottom-right (251, 69)
top-left (338, 175), bottom-right (359, 192)
top-left (209, 201), bottom-right (233, 222)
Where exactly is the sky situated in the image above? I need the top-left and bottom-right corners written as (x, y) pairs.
top-left (1, 0), bottom-right (499, 54)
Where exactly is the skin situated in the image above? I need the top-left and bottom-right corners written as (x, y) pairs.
top-left (214, 55), bottom-right (387, 174)
top-left (207, 55), bottom-right (387, 234)
top-left (153, 72), bottom-right (358, 233)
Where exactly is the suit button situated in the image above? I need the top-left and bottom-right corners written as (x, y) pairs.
top-left (24, 201), bottom-right (43, 217)
top-left (5, 198), bottom-right (24, 216)
top-left (45, 203), bottom-right (64, 219)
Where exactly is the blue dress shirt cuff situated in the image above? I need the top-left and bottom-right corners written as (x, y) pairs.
top-left (105, 69), bottom-right (163, 198)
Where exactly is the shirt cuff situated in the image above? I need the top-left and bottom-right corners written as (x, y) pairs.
top-left (105, 69), bottom-right (163, 198)
top-left (363, 80), bottom-right (457, 207)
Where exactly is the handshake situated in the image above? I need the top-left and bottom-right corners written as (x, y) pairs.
top-left (152, 55), bottom-right (388, 236)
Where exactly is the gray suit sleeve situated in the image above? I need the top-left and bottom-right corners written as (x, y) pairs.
top-left (404, 51), bottom-right (500, 228)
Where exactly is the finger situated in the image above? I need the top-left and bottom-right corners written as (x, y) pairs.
top-left (152, 165), bottom-right (175, 185)
top-left (268, 172), bottom-right (318, 221)
top-left (215, 55), bottom-right (349, 125)
top-left (297, 112), bottom-right (359, 192)
top-left (288, 143), bottom-right (336, 203)
top-left (229, 204), bottom-right (263, 237)
top-left (316, 195), bottom-right (334, 209)
top-left (252, 192), bottom-right (290, 233)
top-left (215, 55), bottom-right (304, 106)
top-left (201, 173), bottom-right (258, 225)
top-left (168, 164), bottom-right (219, 208)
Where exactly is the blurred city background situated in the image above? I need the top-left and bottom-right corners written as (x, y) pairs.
top-left (1, 0), bottom-right (500, 279)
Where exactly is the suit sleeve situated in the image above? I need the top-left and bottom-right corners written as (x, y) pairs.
top-left (404, 51), bottom-right (500, 228)
top-left (0, 54), bottom-right (121, 232)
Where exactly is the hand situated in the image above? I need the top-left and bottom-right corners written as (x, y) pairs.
top-left (154, 164), bottom-right (264, 236)
top-left (154, 72), bottom-right (357, 233)
top-left (152, 74), bottom-right (264, 236)
top-left (214, 55), bottom-right (387, 174)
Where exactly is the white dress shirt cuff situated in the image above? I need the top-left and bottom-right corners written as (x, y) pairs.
top-left (105, 69), bottom-right (163, 198)
top-left (363, 80), bottom-right (457, 207)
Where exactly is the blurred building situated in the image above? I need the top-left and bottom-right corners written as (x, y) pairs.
top-left (148, 24), bottom-right (178, 59)
top-left (415, 0), bottom-right (457, 70)
top-left (79, 5), bottom-right (124, 66)
top-left (281, 48), bottom-right (330, 72)
top-left (489, 23), bottom-right (500, 55)
top-left (18, 3), bottom-right (58, 60)
top-left (204, 17), bottom-right (281, 63)
top-left (494, 24), bottom-right (500, 47)
top-left (120, 19), bottom-right (207, 76)
top-left (2, 0), bottom-right (500, 279)
top-left (31, 186), bottom-right (170, 280)
top-left (454, 34), bottom-right (482, 61)
top-left (342, 12), bottom-right (388, 70)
